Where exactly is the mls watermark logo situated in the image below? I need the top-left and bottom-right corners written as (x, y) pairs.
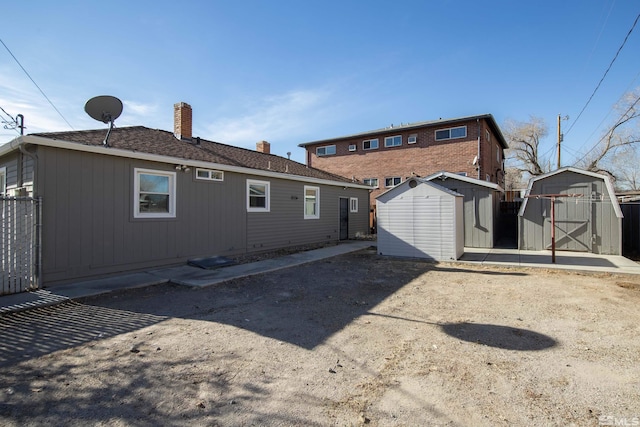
top-left (599, 415), bottom-right (640, 426)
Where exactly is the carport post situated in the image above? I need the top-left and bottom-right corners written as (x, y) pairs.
top-left (551, 196), bottom-right (556, 263)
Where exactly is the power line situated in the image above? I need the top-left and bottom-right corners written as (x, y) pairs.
top-left (565, 11), bottom-right (640, 137)
top-left (0, 37), bottom-right (74, 131)
top-left (0, 106), bottom-right (20, 135)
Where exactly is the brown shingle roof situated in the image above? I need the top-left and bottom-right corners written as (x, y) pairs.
top-left (32, 126), bottom-right (354, 183)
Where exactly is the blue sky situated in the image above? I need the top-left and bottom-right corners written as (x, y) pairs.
top-left (1, 1), bottom-right (638, 164)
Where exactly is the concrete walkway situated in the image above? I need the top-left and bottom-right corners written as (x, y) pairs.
top-left (1, 241), bottom-right (639, 315)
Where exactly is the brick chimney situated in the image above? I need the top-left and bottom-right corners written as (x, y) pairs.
top-left (174, 102), bottom-right (192, 140)
top-left (256, 140), bottom-right (270, 154)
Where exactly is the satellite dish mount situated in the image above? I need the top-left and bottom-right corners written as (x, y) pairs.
top-left (84, 95), bottom-right (123, 147)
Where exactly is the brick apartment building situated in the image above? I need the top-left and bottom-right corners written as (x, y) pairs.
top-left (299, 114), bottom-right (508, 205)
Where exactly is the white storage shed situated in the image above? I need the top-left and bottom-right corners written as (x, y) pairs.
top-left (376, 178), bottom-right (464, 261)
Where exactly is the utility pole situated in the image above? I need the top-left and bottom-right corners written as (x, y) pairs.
top-left (557, 114), bottom-right (569, 169)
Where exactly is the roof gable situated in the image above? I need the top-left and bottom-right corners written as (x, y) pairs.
top-left (376, 178), bottom-right (462, 202)
top-left (424, 171), bottom-right (504, 192)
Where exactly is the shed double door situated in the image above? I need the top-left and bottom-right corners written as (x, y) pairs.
top-left (543, 185), bottom-right (591, 252)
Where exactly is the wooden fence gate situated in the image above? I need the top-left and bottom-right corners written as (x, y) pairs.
top-left (1, 197), bottom-right (41, 295)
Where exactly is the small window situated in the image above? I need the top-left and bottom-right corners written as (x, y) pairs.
top-left (497, 145), bottom-right (501, 163)
top-left (134, 168), bottom-right (177, 218)
top-left (457, 172), bottom-right (468, 177)
top-left (350, 197), bottom-right (358, 213)
top-left (363, 139), bottom-right (379, 150)
top-left (363, 178), bottom-right (379, 188)
top-left (247, 179), bottom-right (270, 212)
top-left (435, 126), bottom-right (467, 141)
top-left (486, 174), bottom-right (491, 182)
top-left (196, 168), bottom-right (224, 181)
top-left (348, 144), bottom-right (357, 152)
top-left (486, 129), bottom-right (491, 142)
top-left (384, 135), bottom-right (402, 147)
top-left (0, 167), bottom-right (6, 196)
top-left (304, 185), bottom-right (320, 219)
top-left (408, 134), bottom-right (417, 144)
top-left (316, 145), bottom-right (336, 156)
top-left (385, 177), bottom-right (402, 187)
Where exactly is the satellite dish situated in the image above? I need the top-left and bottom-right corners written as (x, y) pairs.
top-left (84, 95), bottom-right (123, 146)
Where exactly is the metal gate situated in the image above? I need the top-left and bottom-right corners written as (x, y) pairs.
top-left (1, 196), bottom-right (41, 295)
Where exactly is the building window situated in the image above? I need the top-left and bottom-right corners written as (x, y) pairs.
top-left (0, 167), bottom-right (6, 196)
top-left (435, 126), bottom-right (467, 141)
top-left (134, 168), bottom-right (176, 218)
top-left (497, 145), bottom-right (501, 163)
top-left (363, 178), bottom-right (379, 188)
top-left (363, 139), bottom-right (379, 150)
top-left (384, 135), bottom-right (402, 147)
top-left (350, 197), bottom-right (358, 213)
top-left (408, 134), bottom-right (417, 144)
top-left (195, 168), bottom-right (224, 181)
top-left (385, 177), bottom-right (402, 187)
top-left (247, 179), bottom-right (270, 212)
top-left (486, 174), bottom-right (491, 182)
top-left (304, 185), bottom-right (320, 219)
top-left (348, 144), bottom-right (357, 152)
top-left (457, 172), bottom-right (468, 177)
top-left (316, 145), bottom-right (336, 156)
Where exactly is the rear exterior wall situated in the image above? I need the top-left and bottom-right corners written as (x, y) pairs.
top-left (305, 118), bottom-right (504, 204)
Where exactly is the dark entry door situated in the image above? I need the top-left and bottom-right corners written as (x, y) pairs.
top-left (339, 198), bottom-right (349, 240)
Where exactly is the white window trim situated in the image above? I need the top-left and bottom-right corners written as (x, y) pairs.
top-left (134, 168), bottom-right (177, 219)
top-left (195, 168), bottom-right (224, 181)
top-left (384, 135), bottom-right (402, 147)
top-left (435, 125), bottom-right (467, 141)
top-left (364, 178), bottom-right (379, 188)
top-left (408, 134), bottom-right (417, 144)
top-left (316, 145), bottom-right (336, 156)
top-left (348, 144), bottom-right (357, 152)
top-left (247, 179), bottom-right (270, 212)
top-left (0, 167), bottom-right (6, 196)
top-left (385, 176), bottom-right (402, 187)
top-left (362, 139), bottom-right (379, 150)
top-left (350, 197), bottom-right (358, 213)
top-left (304, 185), bottom-right (320, 219)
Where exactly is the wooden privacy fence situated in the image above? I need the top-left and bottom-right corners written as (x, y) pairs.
top-left (1, 197), bottom-right (42, 295)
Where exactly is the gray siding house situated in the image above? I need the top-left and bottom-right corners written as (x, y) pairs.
top-left (0, 103), bottom-right (370, 287)
top-left (425, 171), bottom-right (503, 248)
top-left (518, 167), bottom-right (622, 255)
top-left (376, 178), bottom-right (464, 261)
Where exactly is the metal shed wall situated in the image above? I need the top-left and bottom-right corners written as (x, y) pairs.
top-left (518, 169), bottom-right (621, 255)
top-left (426, 177), bottom-right (498, 248)
top-left (377, 180), bottom-right (463, 261)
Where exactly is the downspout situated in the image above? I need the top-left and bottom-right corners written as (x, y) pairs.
top-left (476, 119), bottom-right (481, 180)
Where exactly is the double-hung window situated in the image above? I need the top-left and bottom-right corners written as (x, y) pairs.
top-left (304, 185), bottom-right (320, 219)
top-left (134, 168), bottom-right (176, 218)
top-left (350, 197), bottom-right (358, 213)
top-left (384, 135), bottom-right (402, 147)
top-left (247, 180), bottom-right (270, 212)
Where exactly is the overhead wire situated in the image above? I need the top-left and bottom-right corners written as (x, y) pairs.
top-left (564, 11), bottom-right (640, 137)
top-left (0, 106), bottom-right (20, 135)
top-left (0, 37), bottom-right (74, 131)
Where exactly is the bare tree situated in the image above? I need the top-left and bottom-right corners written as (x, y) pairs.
top-left (601, 144), bottom-right (640, 191)
top-left (502, 116), bottom-right (552, 178)
top-left (577, 89), bottom-right (640, 180)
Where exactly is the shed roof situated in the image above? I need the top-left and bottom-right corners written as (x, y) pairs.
top-left (376, 177), bottom-right (463, 202)
top-left (518, 167), bottom-right (623, 218)
top-left (0, 126), bottom-right (369, 188)
top-left (424, 171), bottom-right (504, 192)
top-left (298, 114), bottom-right (508, 149)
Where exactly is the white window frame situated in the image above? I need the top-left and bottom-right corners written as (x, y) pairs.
top-left (350, 197), bottom-right (358, 213)
top-left (384, 135), bottom-right (402, 147)
top-left (348, 144), bottom-right (357, 152)
top-left (247, 179), bottom-right (270, 212)
top-left (362, 139), bottom-right (379, 150)
top-left (316, 145), bottom-right (336, 156)
top-left (134, 168), bottom-right (177, 219)
top-left (195, 168), bottom-right (224, 181)
top-left (363, 178), bottom-right (378, 188)
top-left (304, 185), bottom-right (320, 219)
top-left (0, 167), bottom-right (6, 196)
top-left (435, 125), bottom-right (467, 141)
top-left (408, 134), bottom-right (417, 144)
top-left (385, 177), bottom-right (402, 187)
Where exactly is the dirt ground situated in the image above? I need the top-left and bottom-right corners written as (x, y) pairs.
top-left (1, 247), bottom-right (640, 426)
